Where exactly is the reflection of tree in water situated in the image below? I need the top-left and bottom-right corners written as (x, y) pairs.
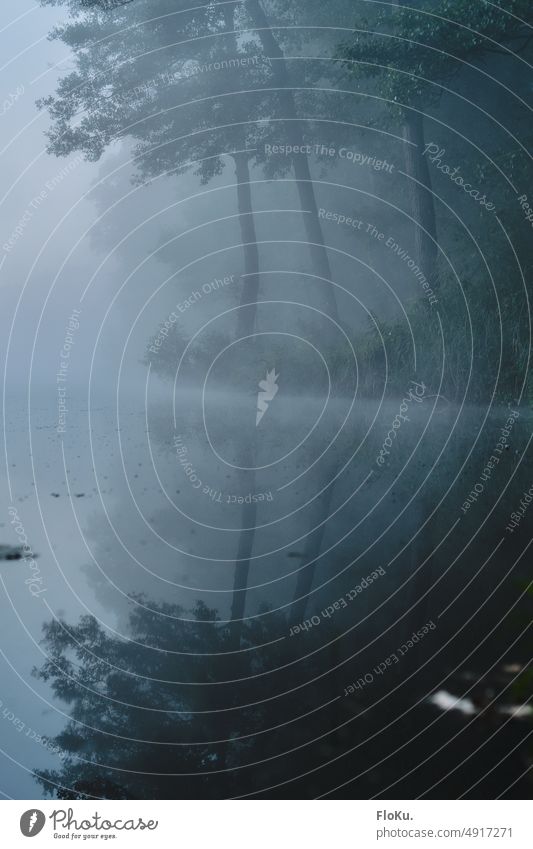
top-left (33, 597), bottom-right (323, 799)
top-left (37, 0), bottom-right (360, 654)
top-left (31, 0), bottom-right (533, 800)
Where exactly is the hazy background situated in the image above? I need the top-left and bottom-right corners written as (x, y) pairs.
top-left (0, 0), bottom-right (531, 800)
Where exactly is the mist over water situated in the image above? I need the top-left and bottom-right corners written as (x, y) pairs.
top-left (0, 0), bottom-right (532, 802)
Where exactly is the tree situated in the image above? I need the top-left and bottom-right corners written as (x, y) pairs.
top-left (243, 0), bottom-right (341, 323)
top-left (38, 0), bottom-right (267, 329)
top-left (37, 0), bottom-right (272, 648)
top-left (238, 0), bottom-right (349, 623)
top-left (38, 0), bottom-right (358, 644)
top-left (338, 0), bottom-right (533, 283)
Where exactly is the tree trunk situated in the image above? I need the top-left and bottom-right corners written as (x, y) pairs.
top-left (289, 484), bottom-right (334, 626)
top-left (229, 446), bottom-right (257, 646)
top-left (229, 151), bottom-right (259, 649)
top-left (245, 0), bottom-right (342, 625)
top-left (224, 2), bottom-right (260, 649)
top-left (401, 109), bottom-right (438, 282)
top-left (245, 0), bottom-right (339, 325)
top-left (216, 11), bottom-right (261, 785)
top-left (233, 151), bottom-right (261, 339)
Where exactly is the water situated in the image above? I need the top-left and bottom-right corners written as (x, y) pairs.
top-left (1, 389), bottom-right (531, 797)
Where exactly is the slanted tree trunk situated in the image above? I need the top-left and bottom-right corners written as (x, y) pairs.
top-left (245, 0), bottom-right (342, 626)
top-left (227, 151), bottom-right (260, 651)
top-left (224, 6), bottom-right (261, 652)
top-left (216, 11), bottom-right (262, 785)
top-left (392, 0), bottom-right (438, 282)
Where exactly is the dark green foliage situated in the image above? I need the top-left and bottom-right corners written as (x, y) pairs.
top-left (32, 597), bottom-right (334, 799)
top-left (339, 0), bottom-right (533, 112)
